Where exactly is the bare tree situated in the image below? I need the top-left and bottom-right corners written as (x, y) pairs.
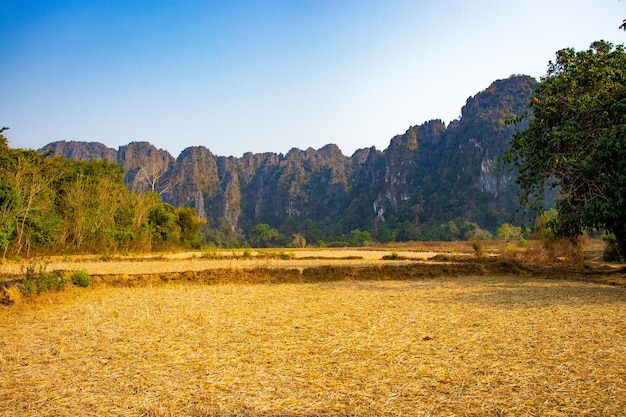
top-left (124, 143), bottom-right (176, 195)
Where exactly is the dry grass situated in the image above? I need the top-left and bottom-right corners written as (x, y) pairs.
top-left (0, 249), bottom-right (447, 277)
top-left (1, 274), bottom-right (625, 416)
top-left (0, 239), bottom-right (611, 279)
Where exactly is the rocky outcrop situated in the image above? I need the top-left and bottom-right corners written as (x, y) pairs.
top-left (41, 75), bottom-right (539, 240)
top-left (41, 140), bottom-right (117, 161)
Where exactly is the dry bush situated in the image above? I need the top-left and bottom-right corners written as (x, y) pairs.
top-left (520, 237), bottom-right (586, 266)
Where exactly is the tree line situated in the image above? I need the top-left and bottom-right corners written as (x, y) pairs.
top-left (0, 128), bottom-right (204, 258)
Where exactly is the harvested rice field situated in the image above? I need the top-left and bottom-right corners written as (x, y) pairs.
top-left (0, 248), bottom-right (449, 276)
top-left (1, 274), bottom-right (625, 416)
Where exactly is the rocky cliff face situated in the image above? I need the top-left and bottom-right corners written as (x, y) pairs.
top-left (42, 75), bottom-right (538, 242)
top-left (41, 140), bottom-right (118, 161)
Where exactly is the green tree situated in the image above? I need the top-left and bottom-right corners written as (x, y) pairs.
top-left (53, 158), bottom-right (137, 253)
top-left (148, 202), bottom-right (180, 247)
top-left (1, 148), bottom-right (59, 256)
top-left (497, 222), bottom-right (522, 241)
top-left (503, 41), bottom-right (626, 257)
top-left (249, 223), bottom-right (285, 248)
top-left (176, 207), bottom-right (204, 248)
top-left (0, 186), bottom-right (17, 256)
top-left (0, 129), bottom-right (18, 256)
top-left (347, 229), bottom-right (373, 247)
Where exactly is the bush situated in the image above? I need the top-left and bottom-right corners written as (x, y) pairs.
top-left (497, 222), bottom-right (522, 241)
top-left (602, 234), bottom-right (623, 262)
top-left (21, 265), bottom-right (68, 296)
top-left (470, 239), bottom-right (483, 257)
top-left (382, 251), bottom-right (402, 260)
top-left (71, 270), bottom-right (91, 287)
top-left (521, 237), bottom-right (585, 265)
top-left (504, 242), bottom-right (518, 258)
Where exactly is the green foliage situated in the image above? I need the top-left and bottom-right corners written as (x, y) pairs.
top-left (602, 234), bottom-right (624, 262)
top-left (469, 239), bottom-right (483, 257)
top-left (71, 270), bottom-right (91, 287)
top-left (497, 222), bottom-right (522, 241)
top-left (372, 224), bottom-right (397, 244)
top-left (176, 207), bottom-right (204, 248)
top-left (248, 223), bottom-right (285, 248)
top-left (0, 185), bottom-right (18, 255)
top-left (460, 222), bottom-right (493, 240)
top-left (148, 202), bottom-right (180, 247)
top-left (0, 138), bottom-right (208, 256)
top-left (347, 229), bottom-right (373, 247)
top-left (21, 265), bottom-right (68, 296)
top-left (527, 209), bottom-right (557, 241)
top-left (503, 41), bottom-right (626, 258)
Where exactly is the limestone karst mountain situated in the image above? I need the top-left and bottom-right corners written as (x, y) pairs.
top-left (42, 75), bottom-right (539, 243)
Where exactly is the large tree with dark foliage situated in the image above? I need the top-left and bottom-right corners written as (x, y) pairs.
top-left (503, 41), bottom-right (626, 257)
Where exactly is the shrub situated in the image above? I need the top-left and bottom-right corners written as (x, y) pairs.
top-left (497, 222), bottom-right (522, 241)
top-left (504, 242), bottom-right (518, 258)
top-left (521, 236), bottom-right (585, 265)
top-left (72, 270), bottom-right (92, 287)
top-left (602, 234), bottom-right (623, 262)
top-left (382, 251), bottom-right (409, 260)
top-left (470, 239), bottom-right (483, 257)
top-left (21, 265), bottom-right (68, 296)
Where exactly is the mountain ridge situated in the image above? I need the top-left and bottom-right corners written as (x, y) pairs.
top-left (42, 75), bottom-right (539, 244)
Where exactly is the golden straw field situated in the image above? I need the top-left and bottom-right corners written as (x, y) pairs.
top-left (1, 270), bottom-right (625, 416)
top-left (0, 248), bottom-right (444, 276)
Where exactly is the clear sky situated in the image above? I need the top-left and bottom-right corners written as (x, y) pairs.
top-left (1, 1), bottom-right (625, 158)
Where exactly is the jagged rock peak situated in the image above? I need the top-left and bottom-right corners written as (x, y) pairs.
top-left (37, 75), bottom-right (540, 239)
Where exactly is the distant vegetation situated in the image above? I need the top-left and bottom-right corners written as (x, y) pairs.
top-left (0, 129), bottom-right (204, 258)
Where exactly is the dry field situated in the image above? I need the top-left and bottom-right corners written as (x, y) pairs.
top-left (0, 248), bottom-right (451, 277)
top-left (1, 272), bottom-right (625, 416)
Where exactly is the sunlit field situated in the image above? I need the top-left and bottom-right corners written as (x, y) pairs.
top-left (1, 274), bottom-right (625, 416)
top-left (0, 247), bottom-right (459, 276)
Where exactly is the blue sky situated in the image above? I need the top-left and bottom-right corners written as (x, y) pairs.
top-left (1, 1), bottom-right (624, 158)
